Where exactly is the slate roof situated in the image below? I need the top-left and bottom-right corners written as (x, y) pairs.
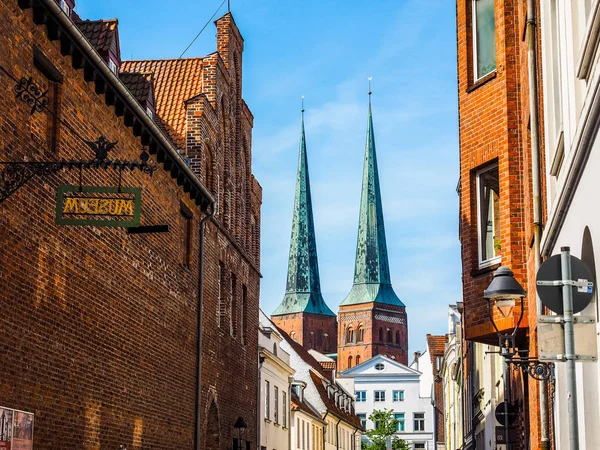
top-left (272, 112), bottom-right (335, 317)
top-left (77, 19), bottom-right (118, 53)
top-left (118, 72), bottom-right (153, 106)
top-left (309, 371), bottom-right (362, 430)
top-left (341, 96), bottom-right (403, 307)
top-left (291, 392), bottom-right (322, 422)
top-left (121, 58), bottom-right (204, 149)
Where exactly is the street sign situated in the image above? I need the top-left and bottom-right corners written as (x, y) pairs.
top-left (56, 185), bottom-right (141, 227)
top-left (536, 254), bottom-right (594, 314)
top-left (538, 315), bottom-right (598, 361)
top-left (495, 402), bottom-right (516, 426)
top-left (495, 426), bottom-right (518, 444)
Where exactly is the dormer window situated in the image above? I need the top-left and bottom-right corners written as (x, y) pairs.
top-left (108, 59), bottom-right (118, 75)
top-left (146, 107), bottom-right (153, 119)
top-left (59, 0), bottom-right (70, 16)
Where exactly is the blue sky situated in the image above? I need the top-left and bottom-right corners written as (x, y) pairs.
top-left (79, 0), bottom-right (461, 354)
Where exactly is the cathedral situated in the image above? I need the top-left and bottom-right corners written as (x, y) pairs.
top-left (271, 93), bottom-right (408, 372)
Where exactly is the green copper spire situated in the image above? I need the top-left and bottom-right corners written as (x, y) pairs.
top-left (341, 88), bottom-right (404, 307)
top-left (273, 103), bottom-right (335, 317)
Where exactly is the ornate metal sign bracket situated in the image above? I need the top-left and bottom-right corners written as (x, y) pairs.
top-left (0, 136), bottom-right (156, 204)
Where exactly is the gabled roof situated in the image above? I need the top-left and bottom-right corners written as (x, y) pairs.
top-left (341, 96), bottom-right (403, 307)
top-left (291, 392), bottom-right (323, 422)
top-left (77, 19), bottom-right (119, 53)
top-left (272, 111), bottom-right (335, 317)
top-left (426, 334), bottom-right (448, 370)
top-left (274, 324), bottom-right (329, 379)
top-left (121, 58), bottom-right (204, 149)
top-left (119, 72), bottom-right (153, 107)
top-left (309, 371), bottom-right (362, 429)
top-left (338, 354), bottom-right (421, 378)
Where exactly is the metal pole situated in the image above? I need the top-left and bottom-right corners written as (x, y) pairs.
top-left (560, 247), bottom-right (579, 450)
top-left (504, 359), bottom-right (511, 450)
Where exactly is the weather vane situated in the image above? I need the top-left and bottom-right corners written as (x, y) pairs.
top-left (301, 95), bottom-right (305, 113)
top-left (368, 77), bottom-right (372, 96)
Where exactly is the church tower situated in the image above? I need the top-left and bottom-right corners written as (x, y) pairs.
top-left (271, 107), bottom-right (337, 354)
top-left (337, 92), bottom-right (408, 371)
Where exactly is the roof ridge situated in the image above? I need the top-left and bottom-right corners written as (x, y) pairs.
top-left (122, 57), bottom-right (204, 63)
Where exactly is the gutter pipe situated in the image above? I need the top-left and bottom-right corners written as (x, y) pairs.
top-left (526, 1), bottom-right (550, 448)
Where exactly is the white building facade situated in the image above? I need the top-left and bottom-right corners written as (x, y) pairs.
top-left (338, 354), bottom-right (434, 450)
top-left (539, 2), bottom-right (600, 448)
top-left (259, 311), bottom-right (295, 450)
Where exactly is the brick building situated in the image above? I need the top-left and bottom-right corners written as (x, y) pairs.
top-left (270, 110), bottom-right (338, 355)
top-left (337, 95), bottom-right (408, 372)
top-left (456, 0), bottom-right (548, 448)
top-left (426, 334), bottom-right (447, 450)
top-left (0, 0), bottom-right (260, 449)
top-left (271, 95), bottom-right (408, 374)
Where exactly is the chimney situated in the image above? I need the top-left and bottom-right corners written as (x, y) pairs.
top-left (413, 351), bottom-right (421, 371)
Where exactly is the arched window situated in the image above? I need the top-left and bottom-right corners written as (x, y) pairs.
top-left (309, 331), bottom-right (315, 349)
top-left (356, 355), bottom-right (361, 365)
top-left (357, 326), bottom-right (364, 342)
top-left (346, 326), bottom-right (355, 344)
top-left (387, 328), bottom-right (392, 343)
top-left (395, 330), bottom-right (401, 345)
top-left (323, 333), bottom-right (330, 352)
top-left (379, 327), bottom-right (383, 343)
top-left (348, 356), bottom-right (353, 368)
top-left (290, 331), bottom-right (297, 342)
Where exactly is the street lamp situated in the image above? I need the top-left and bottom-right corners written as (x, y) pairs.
top-left (484, 266), bottom-right (553, 381)
top-left (233, 416), bottom-right (247, 450)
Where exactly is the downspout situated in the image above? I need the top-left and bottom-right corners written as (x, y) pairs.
top-left (526, 1), bottom-right (550, 448)
top-left (335, 417), bottom-right (342, 450)
top-left (323, 412), bottom-right (330, 449)
top-left (351, 429), bottom-right (357, 450)
top-left (195, 207), bottom-right (215, 450)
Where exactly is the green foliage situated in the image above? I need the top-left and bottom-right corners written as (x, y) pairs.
top-left (362, 409), bottom-right (411, 450)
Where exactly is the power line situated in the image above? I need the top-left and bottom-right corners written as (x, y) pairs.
top-left (179, 0), bottom-right (228, 59)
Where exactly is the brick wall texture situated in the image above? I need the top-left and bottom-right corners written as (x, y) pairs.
top-left (0, 1), bottom-right (261, 449)
top-left (456, 0), bottom-right (548, 449)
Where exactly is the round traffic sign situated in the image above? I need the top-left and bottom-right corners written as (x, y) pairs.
top-left (495, 402), bottom-right (516, 426)
top-left (536, 254), bottom-right (594, 314)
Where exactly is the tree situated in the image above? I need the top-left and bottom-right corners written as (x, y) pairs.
top-left (362, 409), bottom-right (411, 450)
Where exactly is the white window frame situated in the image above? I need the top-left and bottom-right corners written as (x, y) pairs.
top-left (472, 0), bottom-right (497, 81)
top-left (355, 391), bottom-right (366, 402)
top-left (394, 413), bottom-right (405, 432)
top-left (265, 380), bottom-right (270, 420)
top-left (108, 59), bottom-right (118, 75)
top-left (413, 412), bottom-right (425, 432)
top-left (374, 390), bottom-right (386, 402)
top-left (274, 386), bottom-right (279, 424)
top-left (393, 390), bottom-right (405, 402)
top-left (476, 163), bottom-right (501, 268)
top-left (59, 0), bottom-right (70, 16)
top-left (283, 392), bottom-right (287, 428)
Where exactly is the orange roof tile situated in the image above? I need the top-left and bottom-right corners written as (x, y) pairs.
top-left (121, 58), bottom-right (204, 149)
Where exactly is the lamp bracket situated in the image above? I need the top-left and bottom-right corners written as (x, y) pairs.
top-left (505, 358), bottom-right (554, 381)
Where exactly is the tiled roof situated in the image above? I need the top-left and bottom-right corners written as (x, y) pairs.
top-left (119, 72), bottom-right (153, 106)
top-left (77, 19), bottom-right (118, 53)
top-left (291, 392), bottom-right (322, 421)
top-left (121, 58), bottom-right (204, 149)
top-left (274, 324), bottom-right (329, 379)
top-left (426, 334), bottom-right (448, 372)
top-left (309, 371), bottom-right (362, 430)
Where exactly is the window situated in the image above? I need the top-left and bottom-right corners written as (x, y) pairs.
top-left (323, 333), bottom-right (330, 351)
top-left (476, 163), bottom-right (500, 266)
top-left (274, 386), bottom-right (279, 424)
top-left (379, 328), bottom-right (383, 342)
top-left (302, 419), bottom-right (305, 450)
top-left (413, 413), bottom-right (425, 431)
top-left (358, 414), bottom-right (367, 429)
top-left (357, 326), bottom-right (364, 342)
top-left (282, 392), bottom-right (287, 428)
top-left (375, 363), bottom-right (385, 371)
top-left (414, 444), bottom-right (425, 450)
top-left (291, 331), bottom-right (297, 342)
top-left (473, 0), bottom-right (496, 80)
top-left (218, 262), bottom-right (226, 327)
top-left (394, 413), bottom-right (405, 432)
top-left (33, 47), bottom-right (63, 155)
top-left (241, 285), bottom-right (248, 344)
top-left (309, 331), bottom-right (315, 349)
top-left (374, 390), bottom-right (385, 402)
top-left (265, 381), bottom-right (270, 419)
top-left (297, 419), bottom-right (300, 448)
top-left (355, 391), bottom-right (366, 402)
top-left (346, 326), bottom-right (355, 343)
top-left (436, 356), bottom-right (443, 371)
top-left (393, 390), bottom-right (405, 402)
top-left (108, 58), bottom-right (118, 75)
top-left (356, 355), bottom-right (361, 365)
top-left (146, 107), bottom-right (153, 119)
top-left (230, 274), bottom-right (237, 336)
top-left (59, 0), bottom-right (70, 16)
top-left (348, 355), bottom-right (353, 368)
top-left (395, 330), bottom-right (400, 344)
top-left (180, 202), bottom-right (193, 267)
top-left (386, 328), bottom-right (392, 343)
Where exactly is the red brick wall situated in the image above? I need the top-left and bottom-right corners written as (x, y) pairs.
top-left (271, 313), bottom-right (338, 355)
top-left (0, 2), bottom-right (261, 449)
top-left (337, 302), bottom-right (407, 372)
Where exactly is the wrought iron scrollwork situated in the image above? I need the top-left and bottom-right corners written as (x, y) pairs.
top-left (508, 358), bottom-right (554, 381)
top-left (0, 136), bottom-right (157, 204)
top-left (14, 76), bottom-right (48, 115)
